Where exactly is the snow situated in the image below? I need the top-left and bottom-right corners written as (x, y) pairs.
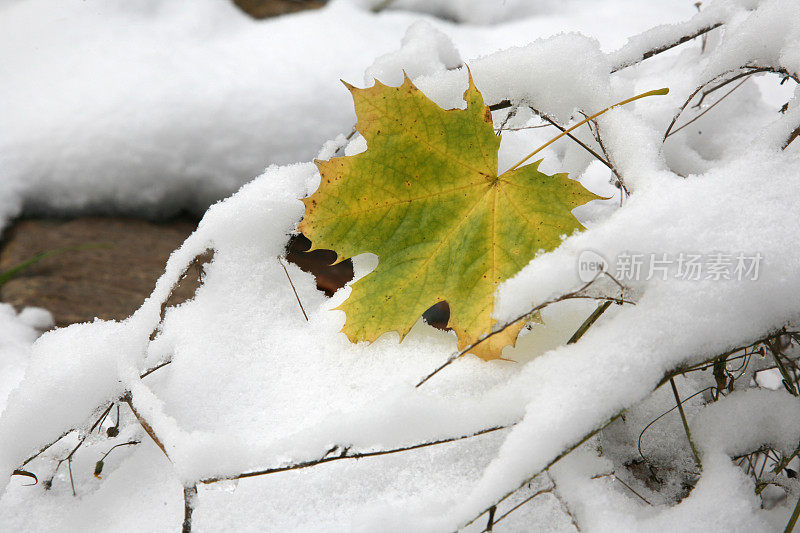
top-left (0, 305), bottom-right (52, 413)
top-left (0, 0), bottom-right (694, 233)
top-left (365, 20), bottom-right (462, 86)
top-left (2, 0), bottom-right (800, 530)
top-left (693, 389), bottom-right (800, 458)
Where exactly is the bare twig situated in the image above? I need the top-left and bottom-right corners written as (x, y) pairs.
top-left (481, 486), bottom-right (554, 531)
top-left (461, 411), bottom-right (624, 530)
top-left (588, 121), bottom-right (628, 198)
top-left (695, 66), bottom-right (798, 108)
top-left (416, 273), bottom-right (631, 388)
top-left (200, 424), bottom-right (508, 484)
top-left (40, 402), bottom-right (115, 492)
top-left (551, 476), bottom-right (582, 532)
top-left (140, 360), bottom-right (172, 379)
top-left (665, 66), bottom-right (800, 141)
top-left (15, 359), bottom-right (174, 482)
top-left (67, 458), bottom-right (75, 496)
top-left (527, 106), bottom-right (615, 172)
top-left (21, 402), bottom-right (115, 470)
top-left (183, 484), bottom-right (198, 533)
top-left (638, 387), bottom-right (715, 463)
top-left (277, 255), bottom-right (309, 321)
top-left (665, 78), bottom-right (749, 139)
top-left (333, 126), bottom-right (358, 157)
top-left (663, 68), bottom-right (741, 140)
top-left (500, 122), bottom-right (552, 132)
top-left (670, 378), bottom-right (703, 469)
top-left (610, 23), bottom-right (724, 72)
top-left (567, 301), bottom-right (613, 345)
top-left (509, 89), bottom-right (668, 173)
top-left (19, 429), bottom-right (75, 469)
top-left (460, 329), bottom-right (794, 529)
top-left (122, 393), bottom-right (170, 460)
top-left (485, 505), bottom-right (496, 531)
top-left (495, 108), bottom-right (517, 135)
top-left (784, 126), bottom-right (800, 150)
top-left (614, 475), bottom-right (652, 505)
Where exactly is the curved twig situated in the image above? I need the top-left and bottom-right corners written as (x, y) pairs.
top-left (416, 273), bottom-right (631, 389)
top-left (664, 65), bottom-right (800, 141)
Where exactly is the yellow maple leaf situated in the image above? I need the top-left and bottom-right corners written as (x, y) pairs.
top-left (299, 73), bottom-right (600, 360)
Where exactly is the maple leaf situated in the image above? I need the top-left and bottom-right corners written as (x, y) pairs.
top-left (299, 73), bottom-right (599, 360)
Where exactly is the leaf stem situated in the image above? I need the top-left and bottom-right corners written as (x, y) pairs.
top-left (507, 88), bottom-right (669, 172)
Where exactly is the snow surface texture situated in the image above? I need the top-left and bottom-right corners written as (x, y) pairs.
top-left (2, 0), bottom-right (800, 531)
top-left (0, 305), bottom-right (52, 414)
top-left (0, 0), bottom-right (694, 228)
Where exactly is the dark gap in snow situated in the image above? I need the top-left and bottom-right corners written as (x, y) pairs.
top-left (232, 0), bottom-right (326, 19)
top-left (285, 234), bottom-right (353, 296)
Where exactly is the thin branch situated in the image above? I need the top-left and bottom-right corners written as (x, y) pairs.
top-left (614, 475), bottom-right (652, 505)
top-left (567, 301), bottom-right (613, 345)
top-left (15, 359), bottom-right (175, 482)
top-left (638, 387), bottom-right (715, 463)
top-left (41, 402), bottom-right (115, 492)
top-left (590, 122), bottom-right (629, 198)
top-left (495, 108), bottom-right (517, 135)
top-left (200, 424), bottom-right (508, 484)
top-left (774, 442), bottom-right (800, 475)
top-left (670, 378), bottom-right (703, 469)
top-left (768, 338), bottom-right (798, 396)
top-left (509, 89), bottom-right (668, 173)
top-left (183, 484), bottom-right (198, 533)
top-left (664, 65), bottom-right (800, 141)
top-left (20, 402), bottom-right (114, 469)
top-left (610, 22), bottom-right (724, 72)
top-left (277, 255), bottom-right (308, 321)
top-left (140, 360), bottom-right (172, 379)
top-left (19, 429), bottom-right (75, 469)
top-left (485, 505), bottom-right (496, 531)
top-left (122, 393), bottom-right (170, 461)
top-left (416, 273), bottom-right (631, 388)
top-left (482, 486), bottom-right (555, 531)
top-left (527, 107), bottom-right (614, 171)
top-left (460, 329), bottom-right (793, 529)
top-left (489, 100), bottom-right (513, 112)
top-left (695, 66), bottom-right (798, 108)
top-left (665, 78), bottom-right (749, 139)
top-left (663, 69), bottom-right (734, 141)
top-left (461, 411), bottom-right (624, 530)
top-left (551, 476), bottom-right (582, 532)
top-left (67, 458), bottom-right (75, 497)
top-left (333, 126), bottom-right (358, 157)
top-left (784, 126), bottom-right (800, 150)
top-left (499, 122), bottom-right (552, 132)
